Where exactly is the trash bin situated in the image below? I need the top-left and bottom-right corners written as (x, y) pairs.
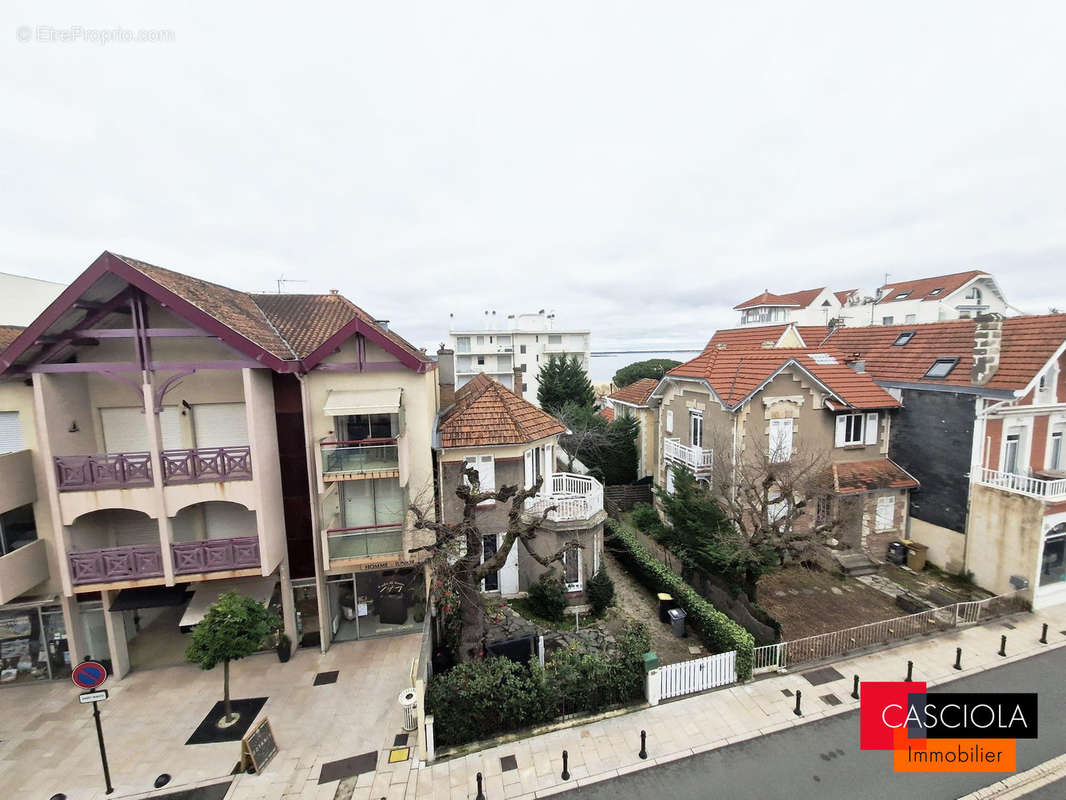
top-left (657, 593), bottom-right (675, 623)
top-left (906, 541), bottom-right (928, 571)
top-left (667, 607), bottom-right (687, 638)
top-left (642, 651), bottom-right (659, 673)
top-left (886, 540), bottom-right (907, 566)
top-left (398, 688), bottom-right (418, 732)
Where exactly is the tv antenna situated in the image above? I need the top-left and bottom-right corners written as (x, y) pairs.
top-left (274, 274), bottom-right (308, 293)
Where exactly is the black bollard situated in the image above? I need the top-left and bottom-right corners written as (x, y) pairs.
top-left (954, 647), bottom-right (963, 671)
top-left (561, 750), bottom-right (570, 781)
top-left (794, 690), bottom-right (802, 716)
top-left (851, 675), bottom-right (860, 700)
top-left (475, 771), bottom-right (486, 800)
top-left (905, 660), bottom-right (913, 682)
top-left (999, 634), bottom-right (1007, 657)
top-left (639, 730), bottom-right (648, 760)
top-left (1040, 623), bottom-right (1048, 644)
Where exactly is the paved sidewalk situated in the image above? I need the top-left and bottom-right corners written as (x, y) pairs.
top-left (368, 604), bottom-right (1066, 800)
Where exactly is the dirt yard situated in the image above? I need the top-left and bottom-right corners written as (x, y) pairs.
top-left (757, 566), bottom-right (906, 641)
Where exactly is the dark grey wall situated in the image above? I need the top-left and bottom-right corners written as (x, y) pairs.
top-left (888, 389), bottom-right (976, 534)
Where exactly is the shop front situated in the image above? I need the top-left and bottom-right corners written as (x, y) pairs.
top-left (0, 597), bottom-right (75, 685)
top-left (311, 558), bottom-right (426, 647)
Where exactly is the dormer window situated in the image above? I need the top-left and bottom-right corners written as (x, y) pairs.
top-left (928, 288), bottom-right (944, 296)
top-left (924, 358), bottom-right (959, 379)
top-left (965, 287), bottom-right (983, 303)
top-left (893, 331), bottom-right (916, 346)
top-left (894, 291), bottom-right (912, 300)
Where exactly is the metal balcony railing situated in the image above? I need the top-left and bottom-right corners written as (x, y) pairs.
top-left (975, 467), bottom-right (1066, 499)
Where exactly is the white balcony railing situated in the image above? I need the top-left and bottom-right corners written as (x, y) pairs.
top-left (664, 438), bottom-right (713, 472)
top-left (524, 472), bottom-right (604, 522)
top-left (976, 467), bottom-right (1066, 500)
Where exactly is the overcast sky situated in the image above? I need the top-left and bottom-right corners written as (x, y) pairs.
top-left (3, 2), bottom-right (1064, 362)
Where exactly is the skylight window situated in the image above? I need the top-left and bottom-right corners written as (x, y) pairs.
top-left (893, 331), bottom-right (916, 346)
top-left (894, 291), bottom-right (912, 300)
top-left (928, 288), bottom-right (944, 296)
top-left (809, 353), bottom-right (838, 365)
top-left (924, 358), bottom-right (959, 379)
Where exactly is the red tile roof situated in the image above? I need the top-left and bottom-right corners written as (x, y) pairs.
top-left (704, 324), bottom-right (833, 352)
top-left (439, 373), bottom-right (566, 448)
top-left (876, 270), bottom-right (987, 304)
top-left (608, 377), bottom-right (659, 406)
top-left (733, 287), bottom-right (826, 311)
top-left (598, 406), bottom-right (615, 422)
top-left (834, 458), bottom-right (919, 494)
top-left (667, 347), bottom-right (899, 410)
top-left (834, 289), bottom-right (857, 305)
top-left (824, 314), bottom-right (1066, 392)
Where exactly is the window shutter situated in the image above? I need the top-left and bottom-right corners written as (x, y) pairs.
top-left (479, 455), bottom-right (495, 493)
top-left (834, 414), bottom-right (847, 448)
top-left (542, 444), bottom-right (553, 488)
top-left (780, 418), bottom-right (794, 459)
top-left (524, 448), bottom-right (534, 489)
top-left (666, 410), bottom-right (674, 434)
top-left (864, 412), bottom-right (879, 445)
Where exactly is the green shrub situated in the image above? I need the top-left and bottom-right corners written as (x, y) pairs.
top-left (586, 569), bottom-right (615, 616)
top-left (630, 502), bottom-right (661, 533)
top-left (527, 572), bottom-right (568, 621)
top-left (547, 621), bottom-right (649, 716)
top-left (604, 518), bottom-right (755, 680)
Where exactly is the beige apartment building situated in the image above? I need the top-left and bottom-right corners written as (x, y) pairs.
top-left (0, 251), bottom-right (438, 685)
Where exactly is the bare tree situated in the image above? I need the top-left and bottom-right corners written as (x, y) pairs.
top-left (409, 466), bottom-right (579, 662)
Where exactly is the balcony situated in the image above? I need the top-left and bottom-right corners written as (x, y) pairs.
top-left (171, 536), bottom-right (261, 575)
top-left (664, 438), bottom-right (714, 475)
top-left (162, 446), bottom-right (253, 484)
top-left (0, 539), bottom-right (49, 604)
top-left (320, 439), bottom-right (399, 480)
top-left (975, 467), bottom-right (1066, 500)
top-left (524, 473), bottom-right (604, 523)
top-left (55, 452), bottom-right (153, 492)
top-left (68, 544), bottom-right (164, 586)
top-left (326, 524), bottom-right (405, 562)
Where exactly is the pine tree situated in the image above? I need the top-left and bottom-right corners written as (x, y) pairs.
top-left (537, 355), bottom-right (595, 412)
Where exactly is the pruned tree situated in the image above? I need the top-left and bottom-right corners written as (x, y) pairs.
top-left (410, 466), bottom-right (580, 662)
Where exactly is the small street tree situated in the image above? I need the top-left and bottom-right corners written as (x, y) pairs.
top-left (410, 467), bottom-right (578, 662)
top-left (612, 358), bottom-right (680, 388)
top-left (185, 591), bottom-right (279, 726)
top-left (537, 355), bottom-right (595, 412)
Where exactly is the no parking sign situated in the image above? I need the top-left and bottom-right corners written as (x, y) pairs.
top-left (72, 660), bottom-right (108, 690)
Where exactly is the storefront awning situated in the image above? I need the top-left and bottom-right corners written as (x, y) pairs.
top-left (178, 576), bottom-right (278, 629)
top-left (323, 388), bottom-right (401, 417)
top-left (109, 585), bottom-right (192, 612)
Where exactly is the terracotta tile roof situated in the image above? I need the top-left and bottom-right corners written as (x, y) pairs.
top-left (824, 314), bottom-right (1066, 392)
top-left (439, 373), bottom-right (566, 448)
top-left (608, 378), bottom-right (659, 406)
top-left (667, 347), bottom-right (899, 410)
top-left (0, 326), bottom-right (25, 351)
top-left (733, 287), bottom-right (826, 311)
top-left (834, 458), bottom-right (919, 494)
top-left (598, 406), bottom-right (615, 422)
top-left (704, 324), bottom-right (833, 352)
top-left (116, 254), bottom-right (431, 366)
top-left (876, 270), bottom-right (987, 304)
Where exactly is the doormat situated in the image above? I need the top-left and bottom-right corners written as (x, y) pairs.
top-left (801, 666), bottom-right (844, 686)
top-left (186, 698), bottom-right (268, 745)
top-left (318, 751), bottom-right (378, 784)
top-left (148, 781), bottom-right (232, 800)
top-left (313, 670), bottom-right (339, 686)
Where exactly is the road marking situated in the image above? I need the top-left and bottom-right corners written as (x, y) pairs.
top-left (956, 753), bottom-right (1066, 799)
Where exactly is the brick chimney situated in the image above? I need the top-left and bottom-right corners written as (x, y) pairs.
top-left (972, 313), bottom-right (1004, 385)
top-left (513, 366), bottom-right (524, 397)
top-left (437, 345), bottom-right (455, 408)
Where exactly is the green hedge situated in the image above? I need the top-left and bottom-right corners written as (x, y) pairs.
top-left (605, 518), bottom-right (755, 680)
top-left (427, 622), bottom-right (650, 747)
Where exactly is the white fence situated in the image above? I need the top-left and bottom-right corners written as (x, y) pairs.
top-left (752, 590), bottom-right (1028, 674)
top-left (652, 650), bottom-right (737, 703)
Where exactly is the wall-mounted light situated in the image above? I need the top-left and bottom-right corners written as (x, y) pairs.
top-left (181, 400), bottom-right (192, 415)
top-left (68, 421), bottom-right (79, 433)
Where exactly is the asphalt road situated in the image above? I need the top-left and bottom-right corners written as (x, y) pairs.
top-left (558, 647), bottom-right (1066, 800)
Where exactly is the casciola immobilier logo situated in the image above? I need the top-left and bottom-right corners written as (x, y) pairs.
top-left (859, 682), bottom-right (1038, 772)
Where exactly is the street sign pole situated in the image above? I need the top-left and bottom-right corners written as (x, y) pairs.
top-left (91, 699), bottom-right (114, 795)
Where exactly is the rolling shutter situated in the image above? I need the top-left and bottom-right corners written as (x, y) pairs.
top-left (101, 406), bottom-right (182, 452)
top-left (0, 411), bottom-right (24, 453)
top-left (192, 403), bottom-right (249, 448)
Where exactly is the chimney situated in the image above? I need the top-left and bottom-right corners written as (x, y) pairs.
top-left (845, 352), bottom-right (865, 373)
top-left (329, 288), bottom-right (339, 295)
top-left (437, 345), bottom-right (456, 408)
top-left (972, 313), bottom-right (1004, 385)
top-left (374, 319), bottom-right (389, 331)
top-left (513, 366), bottom-right (523, 397)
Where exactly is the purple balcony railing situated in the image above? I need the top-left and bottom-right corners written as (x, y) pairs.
top-left (68, 545), bottom-right (164, 585)
top-left (55, 452), bottom-right (153, 492)
top-left (171, 536), bottom-right (261, 575)
top-left (162, 446), bottom-right (253, 485)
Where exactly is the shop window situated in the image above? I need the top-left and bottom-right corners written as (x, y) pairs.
top-left (1040, 523), bottom-right (1066, 587)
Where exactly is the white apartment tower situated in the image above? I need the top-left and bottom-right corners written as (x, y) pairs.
top-left (447, 310), bottom-right (591, 408)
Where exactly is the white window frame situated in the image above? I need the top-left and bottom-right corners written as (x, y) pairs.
top-left (562, 546), bottom-right (582, 591)
top-left (835, 413), bottom-right (871, 447)
top-left (882, 316), bottom-right (894, 325)
top-left (456, 336), bottom-right (470, 353)
top-left (768, 418), bottom-right (794, 462)
top-left (1048, 423), bottom-right (1066, 472)
top-left (1002, 432), bottom-right (1021, 475)
top-left (464, 454), bottom-right (496, 505)
top-left (689, 410), bottom-right (703, 448)
top-left (665, 409), bottom-right (674, 434)
top-left (1037, 363), bottom-right (1059, 405)
top-left (875, 495), bottom-right (896, 531)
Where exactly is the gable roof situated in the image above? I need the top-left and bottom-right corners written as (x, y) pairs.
top-left (824, 314), bottom-right (1066, 393)
top-left (665, 347), bottom-right (900, 411)
top-left (438, 373), bottom-right (566, 448)
top-left (834, 459), bottom-right (919, 494)
top-left (733, 287), bottom-right (826, 311)
top-left (834, 289), bottom-right (857, 305)
top-left (876, 270), bottom-right (988, 304)
top-left (704, 324), bottom-right (833, 353)
top-left (608, 377), bottom-right (659, 407)
top-left (0, 252), bottom-right (433, 374)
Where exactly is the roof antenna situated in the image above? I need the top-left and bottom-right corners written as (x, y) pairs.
top-left (275, 274), bottom-right (308, 293)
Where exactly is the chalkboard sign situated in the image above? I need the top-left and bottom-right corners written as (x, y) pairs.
top-left (241, 717), bottom-right (278, 774)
